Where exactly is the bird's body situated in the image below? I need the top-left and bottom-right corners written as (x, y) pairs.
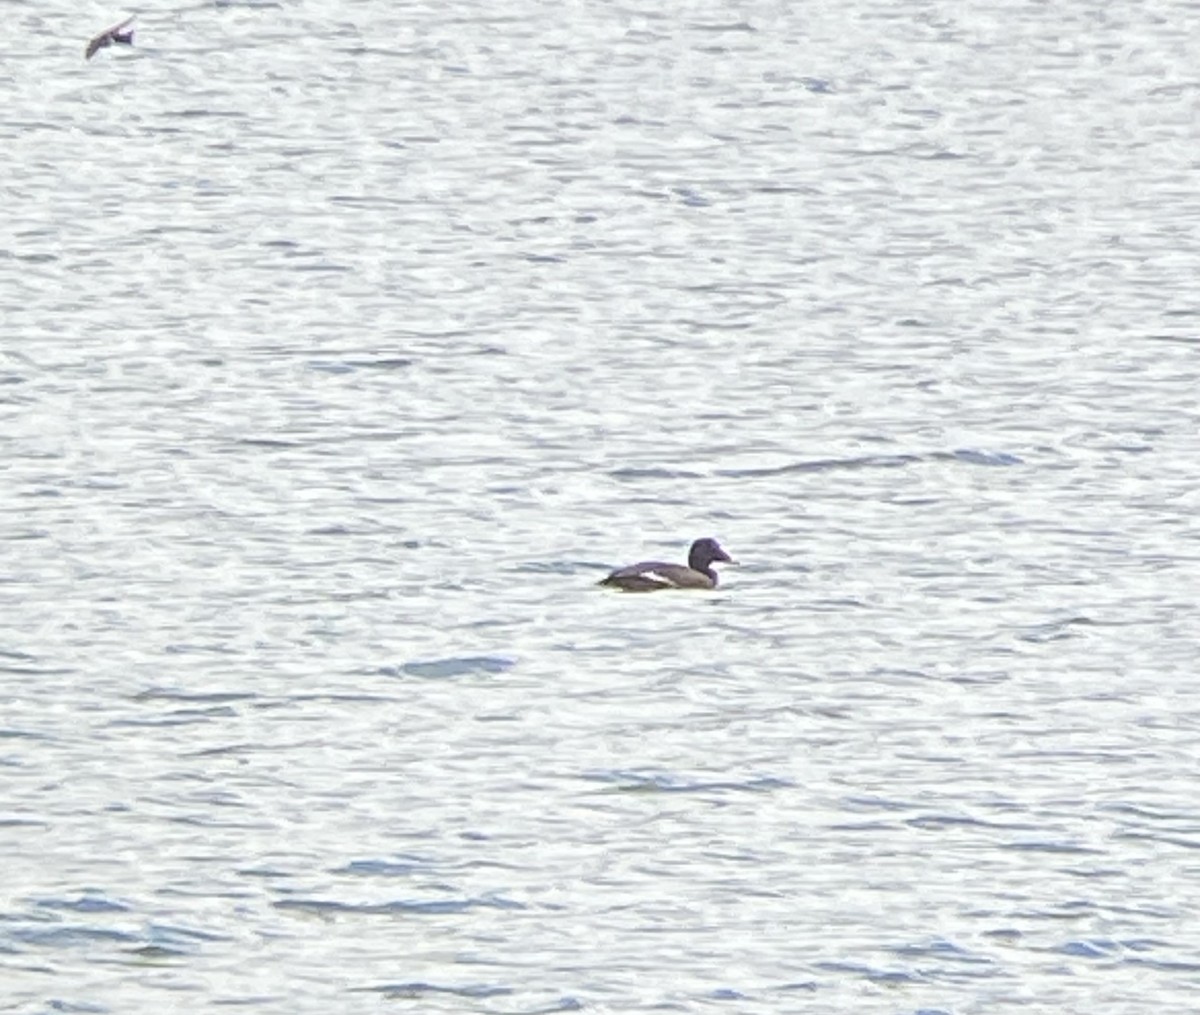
top-left (86, 16), bottom-right (135, 60)
top-left (599, 538), bottom-right (735, 592)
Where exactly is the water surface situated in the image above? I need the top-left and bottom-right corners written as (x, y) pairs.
top-left (2, 1), bottom-right (1199, 1012)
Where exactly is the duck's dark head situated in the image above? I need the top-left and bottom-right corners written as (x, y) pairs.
top-left (688, 537), bottom-right (734, 573)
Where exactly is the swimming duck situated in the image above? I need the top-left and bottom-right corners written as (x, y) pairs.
top-left (598, 537), bottom-right (736, 592)
top-left (86, 16), bottom-right (135, 60)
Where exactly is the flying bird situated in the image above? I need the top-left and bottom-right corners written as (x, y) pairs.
top-left (86, 16), bottom-right (135, 60)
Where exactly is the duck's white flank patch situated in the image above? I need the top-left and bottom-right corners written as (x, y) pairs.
top-left (640, 570), bottom-right (674, 586)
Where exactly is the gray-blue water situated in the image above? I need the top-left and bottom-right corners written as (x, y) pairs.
top-left (2, 1), bottom-right (1198, 1012)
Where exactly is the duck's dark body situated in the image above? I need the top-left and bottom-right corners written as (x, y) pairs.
top-left (86, 16), bottom-right (135, 60)
top-left (599, 538), bottom-right (734, 592)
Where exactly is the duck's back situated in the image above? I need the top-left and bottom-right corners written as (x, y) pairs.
top-left (599, 560), bottom-right (714, 591)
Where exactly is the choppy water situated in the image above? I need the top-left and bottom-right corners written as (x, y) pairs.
top-left (2, 1), bottom-right (1199, 1012)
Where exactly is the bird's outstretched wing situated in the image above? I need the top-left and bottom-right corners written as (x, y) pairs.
top-left (85, 15), bottom-right (136, 60)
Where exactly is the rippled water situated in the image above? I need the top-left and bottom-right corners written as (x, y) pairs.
top-left (2, 0), bottom-right (1199, 1012)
